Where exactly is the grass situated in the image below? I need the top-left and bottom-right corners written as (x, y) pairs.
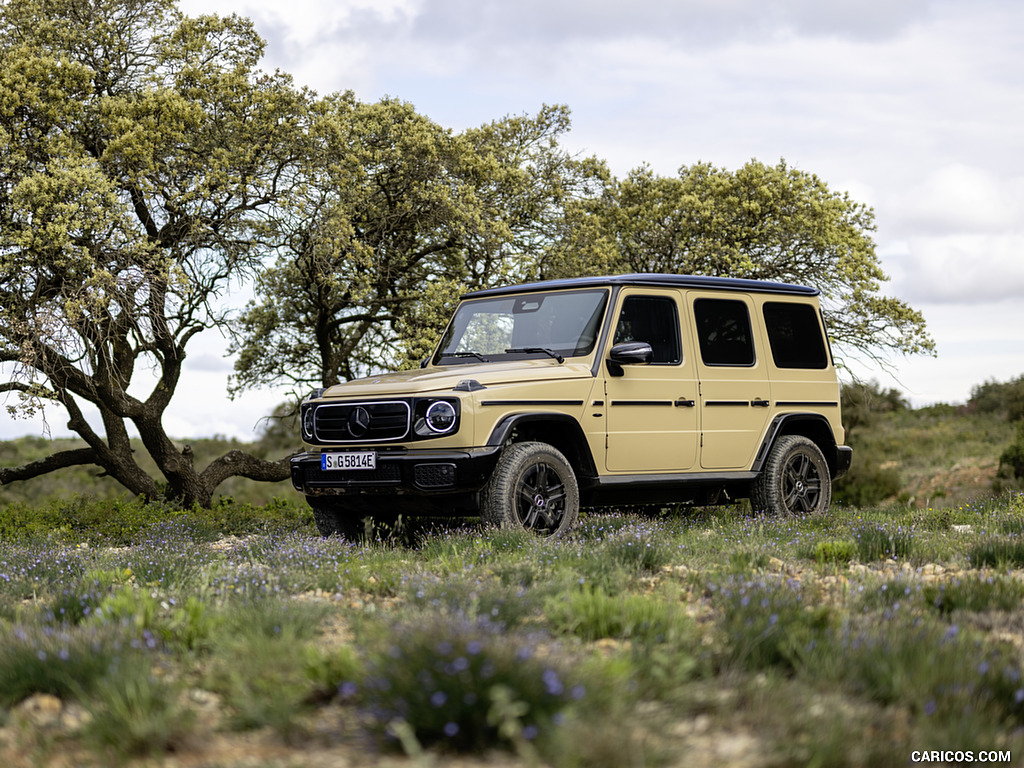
top-left (3, 493), bottom-right (1024, 765)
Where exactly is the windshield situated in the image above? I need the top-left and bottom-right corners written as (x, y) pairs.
top-left (435, 289), bottom-right (609, 365)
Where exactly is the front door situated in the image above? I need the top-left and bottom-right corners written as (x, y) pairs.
top-left (603, 289), bottom-right (699, 472)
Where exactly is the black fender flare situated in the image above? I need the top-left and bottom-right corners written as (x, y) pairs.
top-left (486, 413), bottom-right (599, 480)
top-left (752, 413), bottom-right (841, 476)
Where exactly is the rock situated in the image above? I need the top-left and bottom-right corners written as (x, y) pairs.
top-left (14, 693), bottom-right (63, 729)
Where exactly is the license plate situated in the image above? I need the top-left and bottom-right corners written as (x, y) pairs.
top-left (321, 452), bottom-right (377, 471)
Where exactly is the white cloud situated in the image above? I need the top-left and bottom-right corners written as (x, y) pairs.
top-left (890, 233), bottom-right (1024, 303)
top-left (895, 165), bottom-right (1023, 234)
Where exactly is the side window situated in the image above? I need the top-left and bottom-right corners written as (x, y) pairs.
top-left (694, 299), bottom-right (755, 366)
top-left (613, 295), bottom-right (681, 364)
top-left (762, 302), bottom-right (828, 369)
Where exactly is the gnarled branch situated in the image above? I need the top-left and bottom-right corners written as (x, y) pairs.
top-left (0, 447), bottom-right (99, 485)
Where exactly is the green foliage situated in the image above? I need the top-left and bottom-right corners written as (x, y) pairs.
top-left (924, 575), bottom-right (1024, 615)
top-left (834, 456), bottom-right (903, 507)
top-left (0, 622), bottom-right (133, 706)
top-left (540, 159), bottom-right (934, 365)
top-left (967, 536), bottom-right (1024, 568)
top-left (0, 493), bottom-right (312, 546)
top-left (713, 576), bottom-right (832, 673)
top-left (836, 404), bottom-right (1014, 508)
top-left (811, 539), bottom-right (857, 564)
top-left (82, 656), bottom-right (196, 758)
top-left (841, 380), bottom-right (909, 437)
top-left (202, 599), bottom-right (333, 736)
top-left (545, 587), bottom-right (688, 643)
top-left (5, 498), bottom-right (1024, 761)
top-left (598, 526), bottom-right (676, 574)
top-left (0, 0), bottom-right (304, 505)
top-left (970, 375), bottom-right (1024, 421)
top-left (999, 421), bottom-right (1024, 480)
top-left (229, 101), bottom-right (604, 392)
top-left (357, 614), bottom-right (583, 753)
top-left (853, 523), bottom-right (914, 561)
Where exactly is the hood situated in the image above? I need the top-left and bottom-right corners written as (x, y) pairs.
top-left (321, 360), bottom-right (593, 399)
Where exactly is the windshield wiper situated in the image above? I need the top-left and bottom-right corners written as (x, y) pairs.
top-left (441, 351), bottom-right (491, 363)
top-left (505, 347), bottom-right (565, 364)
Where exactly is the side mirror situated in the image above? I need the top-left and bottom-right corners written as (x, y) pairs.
top-left (606, 341), bottom-right (653, 376)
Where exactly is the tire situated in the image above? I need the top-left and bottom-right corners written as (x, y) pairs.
top-left (307, 498), bottom-right (398, 543)
top-left (481, 442), bottom-right (579, 537)
top-left (751, 435), bottom-right (831, 516)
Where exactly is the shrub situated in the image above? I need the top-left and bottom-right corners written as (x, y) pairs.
top-left (999, 422), bottom-right (1024, 480)
top-left (834, 459), bottom-right (902, 507)
top-left (0, 623), bottom-right (136, 707)
top-left (811, 540), bottom-right (857, 564)
top-left (967, 537), bottom-right (1024, 568)
top-left (852, 524), bottom-right (914, 561)
top-left (713, 576), bottom-right (831, 673)
top-left (545, 587), bottom-right (688, 643)
top-left (83, 655), bottom-right (196, 758)
top-left (924, 576), bottom-right (1024, 615)
top-left (357, 615), bottom-right (584, 753)
top-left (599, 525), bottom-right (676, 574)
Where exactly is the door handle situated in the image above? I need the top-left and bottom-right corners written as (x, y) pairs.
top-left (751, 398), bottom-right (770, 407)
top-left (675, 398), bottom-right (696, 407)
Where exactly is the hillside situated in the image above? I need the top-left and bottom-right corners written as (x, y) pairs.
top-left (836, 404), bottom-right (1017, 509)
top-left (2, 400), bottom-right (1018, 510)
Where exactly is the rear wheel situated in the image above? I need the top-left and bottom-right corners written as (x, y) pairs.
top-left (751, 435), bottom-right (831, 516)
top-left (481, 442), bottom-right (579, 537)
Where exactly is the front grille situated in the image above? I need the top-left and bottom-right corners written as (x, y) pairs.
top-left (414, 463), bottom-right (456, 488)
top-left (303, 463), bottom-right (402, 486)
top-left (313, 401), bottom-right (410, 443)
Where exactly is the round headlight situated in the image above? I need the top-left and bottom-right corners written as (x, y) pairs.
top-left (302, 406), bottom-right (315, 440)
top-left (425, 401), bottom-right (457, 433)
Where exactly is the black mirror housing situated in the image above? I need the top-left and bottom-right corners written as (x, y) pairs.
top-left (609, 341), bottom-right (653, 365)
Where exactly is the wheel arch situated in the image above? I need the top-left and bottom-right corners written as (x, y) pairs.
top-left (752, 413), bottom-right (840, 477)
top-left (486, 413), bottom-right (599, 482)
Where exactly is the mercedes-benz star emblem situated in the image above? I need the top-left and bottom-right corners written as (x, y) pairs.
top-left (347, 406), bottom-right (371, 437)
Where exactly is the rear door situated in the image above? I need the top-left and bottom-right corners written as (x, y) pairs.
top-left (603, 289), bottom-right (699, 472)
top-left (687, 292), bottom-right (773, 469)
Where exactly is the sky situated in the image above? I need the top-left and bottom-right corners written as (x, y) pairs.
top-left (4, 0), bottom-right (1024, 441)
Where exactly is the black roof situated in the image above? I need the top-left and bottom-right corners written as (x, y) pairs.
top-left (464, 273), bottom-right (819, 299)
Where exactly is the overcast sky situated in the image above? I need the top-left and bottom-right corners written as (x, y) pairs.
top-left (5, 0), bottom-right (1024, 441)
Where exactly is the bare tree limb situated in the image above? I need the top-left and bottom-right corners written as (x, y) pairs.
top-left (0, 447), bottom-right (99, 485)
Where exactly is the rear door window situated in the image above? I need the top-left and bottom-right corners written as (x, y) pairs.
top-left (762, 302), bottom-right (828, 369)
top-left (694, 299), bottom-right (755, 366)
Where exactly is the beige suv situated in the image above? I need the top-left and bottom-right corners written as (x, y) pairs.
top-left (290, 274), bottom-right (852, 538)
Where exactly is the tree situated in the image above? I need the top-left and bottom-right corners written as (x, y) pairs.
top-left (539, 160), bottom-right (935, 366)
top-left (229, 102), bottom-right (606, 396)
top-left (0, 0), bottom-right (312, 506)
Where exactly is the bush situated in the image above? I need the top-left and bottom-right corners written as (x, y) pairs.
top-left (924, 575), bottom-right (1024, 615)
top-left (0, 623), bottom-right (138, 707)
top-left (713, 576), bottom-right (832, 673)
top-left (999, 422), bottom-right (1024, 480)
top-left (967, 537), bottom-right (1024, 568)
top-left (357, 615), bottom-right (584, 753)
top-left (811, 539), bottom-right (857, 564)
top-left (853, 524), bottom-right (914, 561)
top-left (545, 587), bottom-right (688, 642)
top-left (834, 458), bottom-right (902, 507)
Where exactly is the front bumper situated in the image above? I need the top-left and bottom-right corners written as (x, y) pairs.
top-left (290, 446), bottom-right (503, 498)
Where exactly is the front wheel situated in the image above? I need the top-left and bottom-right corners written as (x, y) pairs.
top-left (751, 435), bottom-right (831, 516)
top-left (481, 442), bottom-right (579, 537)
